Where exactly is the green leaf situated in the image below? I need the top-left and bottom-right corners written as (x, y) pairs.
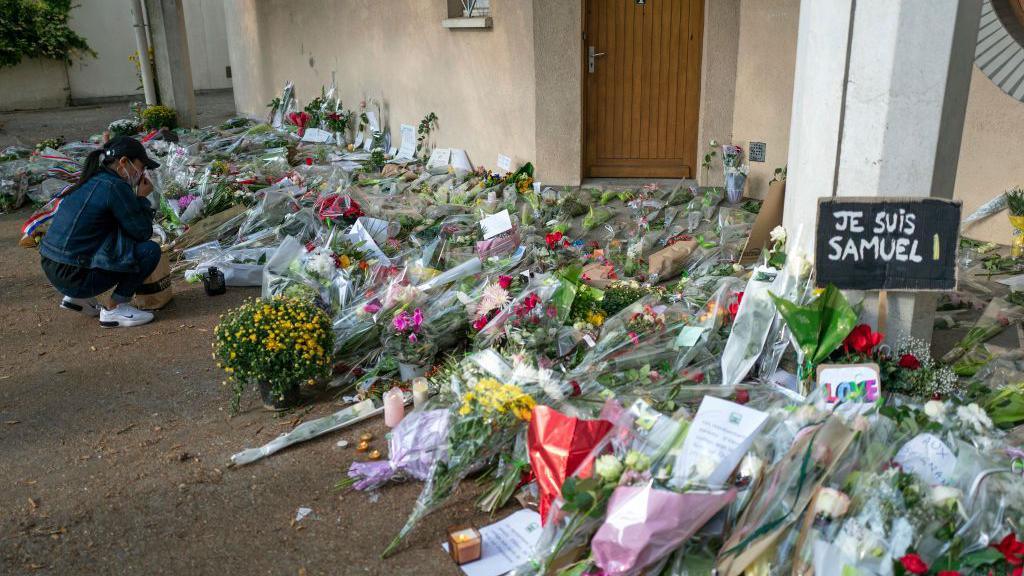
top-left (770, 284), bottom-right (857, 368)
top-left (959, 547), bottom-right (1003, 568)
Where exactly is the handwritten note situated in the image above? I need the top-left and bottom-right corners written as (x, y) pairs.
top-left (300, 127), bottom-right (334, 143)
top-left (479, 209), bottom-right (513, 240)
top-left (441, 510), bottom-right (542, 576)
top-left (894, 433), bottom-right (957, 486)
top-left (674, 396), bottom-right (768, 487)
top-left (395, 124), bottom-right (416, 160)
top-left (427, 147), bottom-right (451, 170)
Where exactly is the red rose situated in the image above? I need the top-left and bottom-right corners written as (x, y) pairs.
top-left (728, 292), bottom-right (745, 319)
top-left (734, 389), bottom-right (750, 405)
top-left (545, 231), bottom-right (564, 249)
top-left (937, 571), bottom-right (961, 576)
top-left (898, 354), bottom-right (921, 370)
top-left (843, 324), bottom-right (884, 355)
top-left (498, 275), bottom-right (513, 290)
top-left (472, 316), bottom-right (489, 331)
top-left (899, 553), bottom-right (929, 575)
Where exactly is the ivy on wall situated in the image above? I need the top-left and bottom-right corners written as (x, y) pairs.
top-left (0, 0), bottom-right (94, 68)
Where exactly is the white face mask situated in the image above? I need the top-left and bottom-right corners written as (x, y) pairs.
top-left (122, 160), bottom-right (144, 194)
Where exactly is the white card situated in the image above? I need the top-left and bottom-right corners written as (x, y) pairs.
top-left (441, 510), bottom-right (542, 576)
top-left (450, 148), bottom-right (473, 171)
top-left (300, 127), bottom-right (333, 143)
top-left (894, 433), bottom-right (957, 486)
top-left (366, 110), bottom-right (379, 132)
top-left (674, 326), bottom-right (705, 348)
top-left (674, 396), bottom-right (769, 487)
top-left (388, 146), bottom-right (398, 157)
top-left (496, 154), bottom-right (512, 174)
top-left (427, 147), bottom-right (451, 169)
top-left (816, 364), bottom-right (881, 415)
top-left (353, 130), bottom-right (364, 148)
top-left (395, 123), bottom-right (416, 160)
top-left (480, 210), bottom-right (513, 240)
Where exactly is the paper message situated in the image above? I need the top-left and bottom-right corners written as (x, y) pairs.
top-left (674, 396), bottom-right (769, 487)
top-left (894, 433), bottom-right (957, 486)
top-left (427, 147), bottom-right (451, 169)
top-left (441, 509), bottom-right (542, 576)
top-left (816, 363), bottom-right (881, 415)
top-left (480, 210), bottom-right (513, 240)
top-left (362, 111), bottom-right (380, 151)
top-left (347, 219), bottom-right (390, 265)
top-left (496, 154), bottom-right (512, 174)
top-left (300, 127), bottom-right (334, 143)
top-left (451, 148), bottom-right (473, 171)
top-left (396, 123), bottom-right (416, 160)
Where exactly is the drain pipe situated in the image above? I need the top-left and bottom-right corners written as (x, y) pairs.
top-left (131, 0), bottom-right (157, 105)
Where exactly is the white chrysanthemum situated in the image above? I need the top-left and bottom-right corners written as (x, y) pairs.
top-left (476, 284), bottom-right (509, 316)
top-left (956, 403), bottom-right (993, 433)
top-left (305, 250), bottom-right (336, 279)
top-left (769, 225), bottom-right (787, 244)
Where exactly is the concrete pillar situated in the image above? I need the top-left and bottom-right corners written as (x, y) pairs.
top-left (145, 0), bottom-right (196, 127)
top-left (783, 0), bottom-right (981, 343)
top-left (224, 0), bottom-right (270, 119)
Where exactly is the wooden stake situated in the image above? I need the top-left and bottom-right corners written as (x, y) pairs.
top-left (877, 290), bottom-right (889, 337)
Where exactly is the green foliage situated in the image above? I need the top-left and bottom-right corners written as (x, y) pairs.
top-left (0, 0), bottom-right (94, 68)
top-left (141, 105), bottom-right (178, 130)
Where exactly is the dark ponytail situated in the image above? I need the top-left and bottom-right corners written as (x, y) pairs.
top-left (59, 146), bottom-right (114, 198)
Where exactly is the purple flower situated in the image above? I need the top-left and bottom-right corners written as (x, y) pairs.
top-left (393, 311), bottom-right (410, 332)
top-left (364, 300), bottom-right (381, 314)
top-left (411, 308), bottom-right (423, 329)
top-left (408, 333), bottom-right (418, 343)
top-left (177, 194), bottom-right (197, 211)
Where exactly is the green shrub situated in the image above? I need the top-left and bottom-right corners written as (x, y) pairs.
top-left (141, 105), bottom-right (177, 130)
top-left (0, 0), bottom-right (93, 68)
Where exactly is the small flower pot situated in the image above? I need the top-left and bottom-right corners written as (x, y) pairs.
top-left (258, 381), bottom-right (301, 411)
top-left (398, 362), bottom-right (426, 382)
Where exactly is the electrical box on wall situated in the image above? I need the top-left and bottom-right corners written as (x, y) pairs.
top-left (749, 141), bottom-right (766, 162)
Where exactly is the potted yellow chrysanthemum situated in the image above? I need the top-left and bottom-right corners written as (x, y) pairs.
top-left (214, 296), bottom-right (334, 411)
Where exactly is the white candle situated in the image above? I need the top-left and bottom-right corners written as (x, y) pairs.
top-left (383, 387), bottom-right (405, 428)
top-left (412, 377), bottom-right (429, 408)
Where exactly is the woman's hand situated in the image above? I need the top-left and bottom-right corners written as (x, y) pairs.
top-left (137, 173), bottom-right (153, 198)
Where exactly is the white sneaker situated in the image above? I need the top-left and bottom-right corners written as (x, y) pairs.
top-left (61, 296), bottom-right (101, 317)
top-left (99, 303), bottom-right (154, 328)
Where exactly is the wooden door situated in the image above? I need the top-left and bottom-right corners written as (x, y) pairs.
top-left (583, 0), bottom-right (704, 178)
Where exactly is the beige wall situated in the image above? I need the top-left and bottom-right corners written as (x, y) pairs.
top-left (955, 67), bottom-right (1024, 244)
top-left (727, 0), bottom-right (1022, 244)
top-left (696, 0), bottom-right (741, 186)
top-left (729, 0), bottom-right (799, 196)
top-left (67, 0), bottom-right (230, 101)
top-left (227, 0), bottom-right (538, 177)
top-left (0, 59), bottom-right (68, 112)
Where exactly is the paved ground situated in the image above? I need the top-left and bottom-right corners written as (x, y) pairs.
top-left (0, 90), bottom-right (238, 148)
top-left (0, 94), bottom-right (490, 575)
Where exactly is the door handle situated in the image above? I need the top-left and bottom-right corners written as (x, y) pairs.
top-left (588, 46), bottom-right (606, 74)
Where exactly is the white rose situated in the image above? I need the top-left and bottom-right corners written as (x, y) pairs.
top-left (813, 487), bottom-right (851, 519)
top-left (924, 400), bottom-right (947, 423)
top-left (594, 455), bottom-right (623, 483)
top-left (769, 225), bottom-right (787, 244)
top-left (930, 485), bottom-right (962, 506)
top-left (732, 263), bottom-right (745, 273)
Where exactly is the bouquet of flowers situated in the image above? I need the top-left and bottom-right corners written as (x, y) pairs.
top-left (382, 374), bottom-right (537, 556)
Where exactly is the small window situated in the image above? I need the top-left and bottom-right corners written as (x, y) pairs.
top-left (444, 0), bottom-right (492, 29)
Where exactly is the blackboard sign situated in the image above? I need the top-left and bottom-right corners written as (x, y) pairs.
top-left (815, 197), bottom-right (961, 291)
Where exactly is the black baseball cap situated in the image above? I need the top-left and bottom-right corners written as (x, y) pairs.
top-left (104, 135), bottom-right (160, 169)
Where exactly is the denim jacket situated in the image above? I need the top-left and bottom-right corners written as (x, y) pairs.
top-left (40, 169), bottom-right (155, 273)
